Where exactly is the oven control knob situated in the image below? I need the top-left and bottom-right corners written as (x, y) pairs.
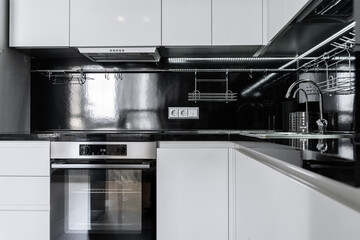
top-left (118, 146), bottom-right (127, 155)
top-left (80, 145), bottom-right (90, 155)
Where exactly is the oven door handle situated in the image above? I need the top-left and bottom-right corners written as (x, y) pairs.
top-left (51, 163), bottom-right (151, 169)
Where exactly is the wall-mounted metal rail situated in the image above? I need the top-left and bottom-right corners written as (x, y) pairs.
top-left (32, 68), bottom-right (298, 74)
top-left (33, 68), bottom-right (297, 85)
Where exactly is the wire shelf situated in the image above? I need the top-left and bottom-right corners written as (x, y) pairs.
top-left (299, 30), bottom-right (355, 95)
top-left (188, 70), bottom-right (237, 103)
top-left (188, 91), bottom-right (238, 102)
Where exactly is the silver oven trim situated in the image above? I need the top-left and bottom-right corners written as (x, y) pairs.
top-left (51, 142), bottom-right (157, 159)
top-left (51, 163), bottom-right (151, 169)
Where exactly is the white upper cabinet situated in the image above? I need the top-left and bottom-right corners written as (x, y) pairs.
top-left (70, 0), bottom-right (161, 47)
top-left (212, 0), bottom-right (263, 45)
top-left (162, 0), bottom-right (211, 46)
top-left (9, 0), bottom-right (69, 47)
top-left (265, 0), bottom-right (311, 43)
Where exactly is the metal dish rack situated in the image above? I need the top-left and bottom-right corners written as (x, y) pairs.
top-left (299, 30), bottom-right (355, 95)
top-left (188, 70), bottom-right (237, 103)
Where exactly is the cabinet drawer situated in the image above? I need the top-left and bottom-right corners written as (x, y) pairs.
top-left (0, 177), bottom-right (49, 210)
top-left (0, 141), bottom-right (50, 176)
top-left (0, 211), bottom-right (49, 240)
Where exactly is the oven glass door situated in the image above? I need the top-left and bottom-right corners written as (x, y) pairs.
top-left (51, 160), bottom-right (156, 240)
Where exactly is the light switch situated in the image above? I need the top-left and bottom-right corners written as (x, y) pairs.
top-left (188, 107), bottom-right (199, 119)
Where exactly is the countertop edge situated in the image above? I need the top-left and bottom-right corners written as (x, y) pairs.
top-left (158, 141), bottom-right (237, 148)
top-left (233, 142), bottom-right (360, 214)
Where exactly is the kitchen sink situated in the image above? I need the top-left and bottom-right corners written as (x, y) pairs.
top-left (239, 130), bottom-right (356, 139)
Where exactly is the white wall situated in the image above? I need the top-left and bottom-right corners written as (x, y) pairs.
top-left (0, 0), bottom-right (30, 133)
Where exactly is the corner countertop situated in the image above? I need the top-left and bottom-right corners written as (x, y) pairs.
top-left (232, 141), bottom-right (360, 214)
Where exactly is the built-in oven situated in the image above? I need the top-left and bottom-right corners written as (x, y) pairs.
top-left (50, 142), bottom-right (156, 240)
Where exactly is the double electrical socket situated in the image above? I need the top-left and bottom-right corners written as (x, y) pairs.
top-left (168, 107), bottom-right (199, 119)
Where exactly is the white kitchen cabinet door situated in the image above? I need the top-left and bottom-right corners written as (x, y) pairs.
top-left (212, 0), bottom-right (263, 45)
top-left (9, 0), bottom-right (69, 47)
top-left (70, 0), bottom-right (161, 47)
top-left (162, 0), bottom-right (211, 46)
top-left (265, 0), bottom-right (310, 43)
top-left (235, 150), bottom-right (360, 240)
top-left (0, 141), bottom-right (50, 176)
top-left (0, 177), bottom-right (49, 211)
top-left (0, 211), bottom-right (49, 240)
top-left (157, 148), bottom-right (229, 240)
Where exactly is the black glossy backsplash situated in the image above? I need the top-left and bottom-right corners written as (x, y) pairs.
top-left (31, 48), bottom-right (357, 133)
top-left (31, 70), bottom-right (289, 132)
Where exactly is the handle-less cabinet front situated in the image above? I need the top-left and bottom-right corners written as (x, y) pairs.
top-left (212, 0), bottom-right (263, 45)
top-left (0, 141), bottom-right (50, 176)
top-left (70, 0), bottom-right (161, 47)
top-left (0, 177), bottom-right (49, 210)
top-left (235, 150), bottom-right (360, 240)
top-left (0, 211), bottom-right (49, 240)
top-left (264, 0), bottom-right (311, 43)
top-left (0, 141), bottom-right (50, 240)
top-left (162, 0), bottom-right (211, 46)
top-left (9, 0), bottom-right (69, 47)
top-left (157, 148), bottom-right (229, 240)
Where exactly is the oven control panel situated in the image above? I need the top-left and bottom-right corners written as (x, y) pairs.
top-left (79, 144), bottom-right (127, 156)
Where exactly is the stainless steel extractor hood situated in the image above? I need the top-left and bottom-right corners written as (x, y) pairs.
top-left (78, 47), bottom-right (161, 62)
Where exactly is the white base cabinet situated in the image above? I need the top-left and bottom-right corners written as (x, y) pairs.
top-left (235, 150), bottom-right (360, 240)
top-left (0, 141), bottom-right (50, 176)
top-left (0, 211), bottom-right (49, 240)
top-left (0, 177), bottom-right (49, 210)
top-left (157, 147), bottom-right (229, 240)
top-left (0, 141), bottom-right (50, 240)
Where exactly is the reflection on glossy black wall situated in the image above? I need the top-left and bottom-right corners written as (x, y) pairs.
top-left (31, 71), bottom-right (290, 132)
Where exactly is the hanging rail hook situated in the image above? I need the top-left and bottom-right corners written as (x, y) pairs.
top-left (105, 71), bottom-right (110, 80)
top-left (263, 69), bottom-right (267, 77)
top-left (69, 73), bottom-right (74, 83)
top-left (46, 71), bottom-right (56, 84)
top-left (78, 70), bottom-right (86, 85)
top-left (115, 72), bottom-right (123, 81)
top-left (346, 49), bottom-right (352, 76)
top-left (249, 69), bottom-right (253, 79)
top-left (194, 70), bottom-right (199, 103)
top-left (47, 71), bottom-right (52, 81)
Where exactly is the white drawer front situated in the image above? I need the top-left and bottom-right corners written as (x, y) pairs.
top-left (0, 211), bottom-right (49, 240)
top-left (0, 177), bottom-right (49, 210)
top-left (0, 141), bottom-right (50, 176)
